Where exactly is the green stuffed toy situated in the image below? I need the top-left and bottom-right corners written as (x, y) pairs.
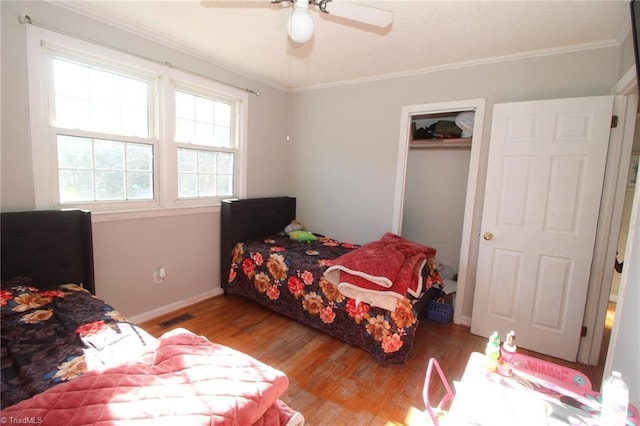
top-left (289, 230), bottom-right (317, 242)
top-left (283, 220), bottom-right (317, 242)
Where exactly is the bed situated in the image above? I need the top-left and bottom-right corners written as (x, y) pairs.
top-left (1, 209), bottom-right (304, 425)
top-left (221, 197), bottom-right (443, 366)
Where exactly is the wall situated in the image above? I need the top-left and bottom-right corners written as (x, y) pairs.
top-left (1, 1), bottom-right (290, 319)
top-left (403, 148), bottom-right (471, 271)
top-left (287, 46), bottom-right (622, 322)
top-left (608, 176), bottom-right (640, 406)
top-left (620, 23), bottom-right (637, 81)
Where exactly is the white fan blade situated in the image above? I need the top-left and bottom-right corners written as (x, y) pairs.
top-left (325, 2), bottom-right (392, 28)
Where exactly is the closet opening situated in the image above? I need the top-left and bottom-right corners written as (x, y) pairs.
top-left (392, 99), bottom-right (486, 326)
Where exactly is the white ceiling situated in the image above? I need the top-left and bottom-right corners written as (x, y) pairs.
top-left (60, 0), bottom-right (630, 90)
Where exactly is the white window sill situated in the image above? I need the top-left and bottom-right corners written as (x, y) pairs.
top-left (91, 204), bottom-right (220, 223)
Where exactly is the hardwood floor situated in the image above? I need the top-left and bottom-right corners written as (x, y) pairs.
top-left (139, 295), bottom-right (609, 426)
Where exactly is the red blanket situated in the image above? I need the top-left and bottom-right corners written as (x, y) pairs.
top-left (1, 329), bottom-right (298, 425)
top-left (324, 233), bottom-right (436, 311)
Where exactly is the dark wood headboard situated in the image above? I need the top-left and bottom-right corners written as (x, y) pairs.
top-left (1, 209), bottom-right (95, 294)
top-left (220, 197), bottom-right (296, 291)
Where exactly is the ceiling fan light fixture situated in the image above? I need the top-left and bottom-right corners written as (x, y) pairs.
top-left (287, 3), bottom-right (314, 43)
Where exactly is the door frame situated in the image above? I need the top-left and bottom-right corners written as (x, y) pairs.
top-left (392, 98), bottom-right (486, 325)
top-left (579, 67), bottom-right (638, 365)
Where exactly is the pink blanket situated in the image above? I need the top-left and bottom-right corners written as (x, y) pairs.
top-left (324, 233), bottom-right (436, 311)
top-left (1, 328), bottom-right (299, 425)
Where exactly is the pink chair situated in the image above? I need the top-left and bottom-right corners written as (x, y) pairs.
top-left (423, 357), bottom-right (455, 425)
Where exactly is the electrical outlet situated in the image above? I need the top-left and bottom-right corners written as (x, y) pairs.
top-left (154, 266), bottom-right (166, 285)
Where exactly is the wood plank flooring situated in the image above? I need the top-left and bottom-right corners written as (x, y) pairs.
top-left (139, 294), bottom-right (608, 426)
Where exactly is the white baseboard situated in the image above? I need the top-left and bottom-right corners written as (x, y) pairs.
top-left (128, 288), bottom-right (224, 324)
top-left (458, 315), bottom-right (472, 327)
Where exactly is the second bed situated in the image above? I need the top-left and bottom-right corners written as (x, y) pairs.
top-left (221, 197), bottom-right (443, 366)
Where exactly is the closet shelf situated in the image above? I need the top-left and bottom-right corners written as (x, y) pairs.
top-left (410, 138), bottom-right (472, 150)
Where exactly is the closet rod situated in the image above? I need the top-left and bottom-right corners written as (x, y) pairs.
top-left (18, 14), bottom-right (260, 97)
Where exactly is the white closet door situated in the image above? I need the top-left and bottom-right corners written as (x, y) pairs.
top-left (471, 95), bottom-right (614, 361)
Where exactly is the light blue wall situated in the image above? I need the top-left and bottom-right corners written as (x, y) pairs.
top-left (288, 47), bottom-right (622, 246)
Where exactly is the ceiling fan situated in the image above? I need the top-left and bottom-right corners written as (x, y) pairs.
top-left (201, 0), bottom-right (393, 44)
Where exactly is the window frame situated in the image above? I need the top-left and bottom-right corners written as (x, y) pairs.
top-left (170, 81), bottom-right (242, 202)
top-left (47, 54), bottom-right (160, 209)
top-left (26, 25), bottom-right (248, 214)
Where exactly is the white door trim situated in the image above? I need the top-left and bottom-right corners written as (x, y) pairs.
top-left (577, 66), bottom-right (638, 365)
top-left (393, 98), bottom-right (486, 325)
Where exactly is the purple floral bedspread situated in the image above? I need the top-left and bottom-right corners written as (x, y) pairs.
top-left (227, 234), bottom-right (438, 366)
top-left (1, 282), bottom-right (155, 409)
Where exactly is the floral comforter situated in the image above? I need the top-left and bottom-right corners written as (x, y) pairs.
top-left (226, 234), bottom-right (441, 365)
top-left (0, 282), bottom-right (156, 409)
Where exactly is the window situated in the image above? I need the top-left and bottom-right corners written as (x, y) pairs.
top-left (52, 57), bottom-right (155, 204)
top-left (27, 26), bottom-right (247, 212)
top-left (174, 89), bottom-right (235, 199)
top-left (52, 58), bottom-right (150, 138)
top-left (57, 136), bottom-right (154, 202)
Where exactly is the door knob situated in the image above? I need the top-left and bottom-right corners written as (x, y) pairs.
top-left (483, 232), bottom-right (493, 241)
